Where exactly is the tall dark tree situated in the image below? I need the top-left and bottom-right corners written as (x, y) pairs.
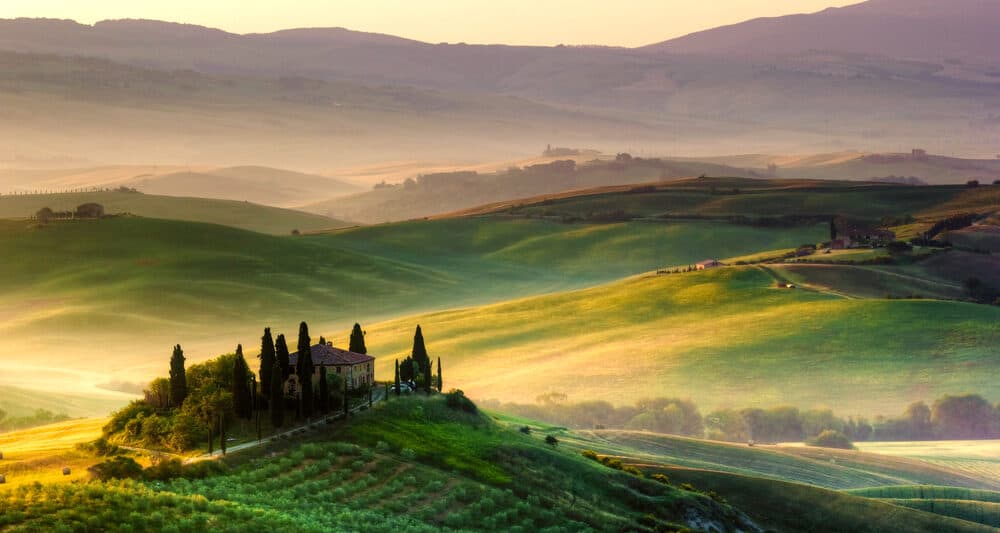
top-left (169, 344), bottom-right (187, 407)
top-left (259, 328), bottom-right (275, 397)
top-left (411, 325), bottom-right (430, 391)
top-left (318, 366), bottom-right (330, 414)
top-left (400, 356), bottom-right (415, 382)
top-left (394, 359), bottom-right (401, 397)
top-left (437, 357), bottom-right (442, 392)
top-left (270, 358), bottom-right (284, 429)
top-left (232, 344), bottom-right (252, 421)
top-left (830, 217), bottom-right (838, 241)
top-left (349, 323), bottom-right (367, 354)
top-left (297, 322), bottom-right (314, 418)
top-left (275, 334), bottom-right (291, 382)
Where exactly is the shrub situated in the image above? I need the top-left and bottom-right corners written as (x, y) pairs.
top-left (581, 450), bottom-right (599, 461)
top-left (519, 426), bottom-right (532, 435)
top-left (444, 389), bottom-right (477, 413)
top-left (806, 430), bottom-right (854, 449)
top-left (622, 465), bottom-right (643, 477)
top-left (544, 435), bottom-right (559, 446)
top-left (143, 458), bottom-right (183, 481)
top-left (651, 473), bottom-right (670, 485)
top-left (88, 456), bottom-right (143, 481)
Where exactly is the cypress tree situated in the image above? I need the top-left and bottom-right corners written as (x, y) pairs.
top-left (169, 344), bottom-right (187, 407)
top-left (437, 357), bottom-right (442, 392)
top-left (275, 334), bottom-right (291, 382)
top-left (259, 328), bottom-right (275, 396)
top-left (394, 359), bottom-right (401, 397)
top-left (297, 322), bottom-right (314, 418)
top-left (270, 358), bottom-right (284, 429)
top-left (411, 325), bottom-right (430, 391)
top-left (830, 217), bottom-right (838, 241)
top-left (343, 375), bottom-right (350, 418)
top-left (233, 345), bottom-right (252, 421)
top-left (319, 366), bottom-right (329, 414)
top-left (349, 323), bottom-right (367, 354)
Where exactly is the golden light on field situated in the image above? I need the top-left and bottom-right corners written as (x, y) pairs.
top-left (2, 0), bottom-right (858, 47)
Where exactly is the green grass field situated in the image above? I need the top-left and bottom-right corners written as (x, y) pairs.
top-left (0, 396), bottom-right (755, 532)
top-left (0, 215), bottom-right (824, 396)
top-left (554, 430), bottom-right (999, 491)
top-left (0, 191), bottom-right (347, 235)
top-left (503, 179), bottom-right (983, 222)
top-left (360, 265), bottom-right (1000, 416)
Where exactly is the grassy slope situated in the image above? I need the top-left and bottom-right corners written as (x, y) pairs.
top-left (0, 191), bottom-right (347, 235)
top-left (360, 266), bottom-right (1000, 416)
top-left (547, 425), bottom-right (1000, 531)
top-left (0, 418), bottom-right (107, 487)
top-left (0, 397), bottom-right (754, 532)
top-left (0, 385), bottom-right (128, 419)
top-left (0, 216), bottom-right (822, 394)
top-left (502, 179), bottom-right (975, 220)
top-left (659, 468), bottom-right (997, 533)
top-left (556, 430), bottom-right (999, 491)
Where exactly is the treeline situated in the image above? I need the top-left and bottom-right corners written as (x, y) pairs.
top-left (104, 321), bottom-right (358, 453)
top-left (0, 408), bottom-right (71, 432)
top-left (486, 392), bottom-right (1000, 444)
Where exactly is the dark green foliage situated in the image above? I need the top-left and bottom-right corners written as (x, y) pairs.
top-left (411, 325), bottom-right (430, 391)
top-left (232, 345), bottom-right (252, 421)
top-left (87, 456), bottom-right (143, 481)
top-left (259, 327), bottom-right (275, 397)
top-left (143, 458), bottom-right (183, 481)
top-left (318, 366), bottom-right (330, 414)
top-left (169, 344), bottom-right (187, 407)
top-left (444, 389), bottom-right (476, 413)
top-left (349, 323), bottom-right (367, 354)
top-left (436, 357), bottom-right (442, 392)
top-left (104, 400), bottom-right (155, 435)
top-left (394, 359), bottom-right (401, 397)
top-left (544, 435), bottom-right (559, 446)
top-left (0, 408), bottom-right (71, 432)
top-left (806, 430), bottom-right (854, 449)
top-left (297, 322), bottom-right (314, 418)
top-left (581, 450), bottom-right (599, 461)
top-left (520, 426), bottom-right (532, 435)
top-left (886, 240), bottom-right (913, 255)
top-left (651, 474), bottom-right (671, 485)
top-left (275, 334), bottom-right (291, 382)
top-left (270, 358), bottom-right (284, 429)
top-left (399, 356), bottom-right (416, 382)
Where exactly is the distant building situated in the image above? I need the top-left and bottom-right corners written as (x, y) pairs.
top-left (911, 148), bottom-right (928, 161)
top-left (832, 218), bottom-right (896, 249)
top-left (288, 343), bottom-right (375, 393)
top-left (696, 259), bottom-right (723, 270)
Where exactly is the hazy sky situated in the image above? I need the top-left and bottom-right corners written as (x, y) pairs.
top-left (2, 0), bottom-right (860, 47)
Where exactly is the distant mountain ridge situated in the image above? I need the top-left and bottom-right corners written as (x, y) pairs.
top-left (644, 0), bottom-right (1000, 65)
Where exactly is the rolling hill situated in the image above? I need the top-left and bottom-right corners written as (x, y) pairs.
top-left (4, 397), bottom-right (997, 532)
top-left (644, 0), bottom-right (1000, 66)
top-left (306, 161), bottom-right (1000, 224)
top-left (0, 191), bottom-right (347, 235)
top-left (358, 265), bottom-right (999, 417)
top-left (0, 215), bottom-right (822, 397)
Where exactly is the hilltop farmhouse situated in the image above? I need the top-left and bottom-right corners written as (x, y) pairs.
top-left (287, 342), bottom-right (375, 396)
top-left (696, 259), bottom-right (723, 270)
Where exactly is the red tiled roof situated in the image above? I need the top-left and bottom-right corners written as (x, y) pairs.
top-left (288, 344), bottom-right (375, 367)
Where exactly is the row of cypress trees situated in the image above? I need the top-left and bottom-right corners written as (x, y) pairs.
top-left (393, 325), bottom-right (443, 396)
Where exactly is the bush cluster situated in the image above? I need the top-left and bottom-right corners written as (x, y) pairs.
top-left (444, 389), bottom-right (477, 413)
